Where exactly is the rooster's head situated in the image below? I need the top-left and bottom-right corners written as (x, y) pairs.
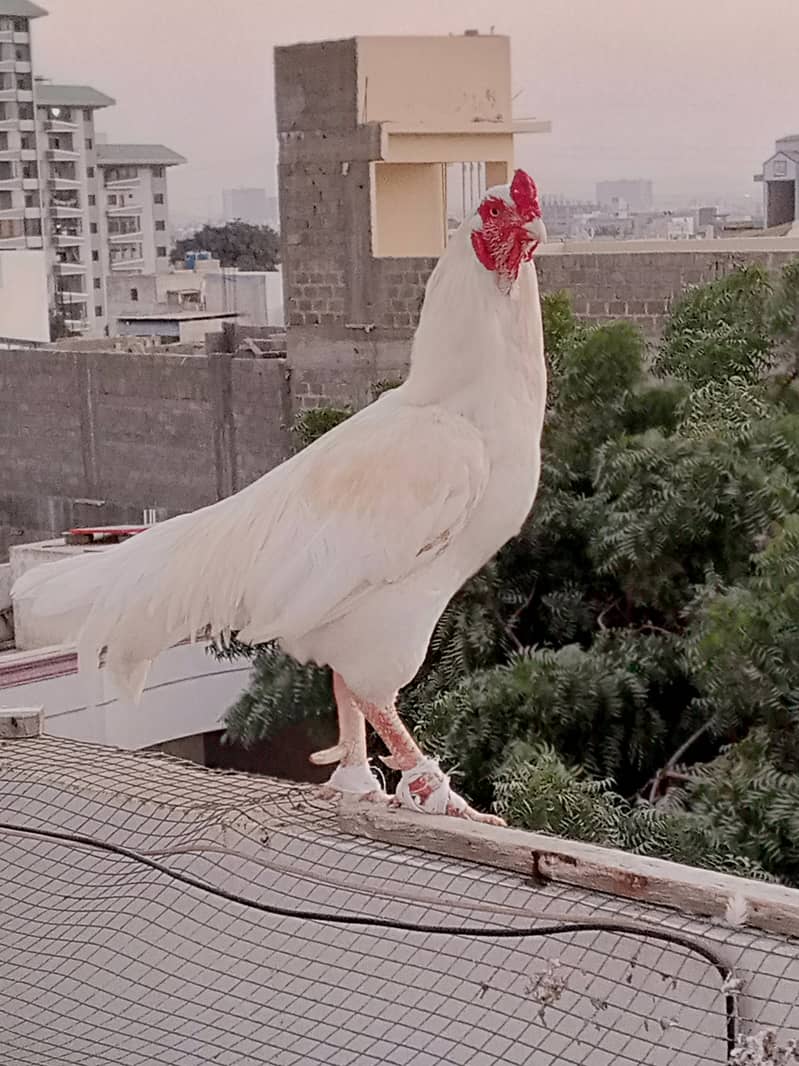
top-left (470, 169), bottom-right (546, 292)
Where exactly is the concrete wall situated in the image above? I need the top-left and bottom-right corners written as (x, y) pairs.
top-left (4, 247), bottom-right (799, 562)
top-left (0, 348), bottom-right (291, 558)
top-left (276, 39), bottom-right (433, 412)
top-left (536, 241), bottom-right (799, 338)
top-left (0, 641), bottom-right (250, 749)
top-left (205, 272), bottom-right (272, 327)
top-left (285, 242), bottom-right (799, 411)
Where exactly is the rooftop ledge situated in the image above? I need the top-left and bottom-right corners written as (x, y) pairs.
top-left (340, 796), bottom-right (799, 941)
top-left (538, 235), bottom-right (799, 255)
top-left (381, 118), bottom-right (552, 136)
top-left (0, 704), bottom-right (797, 941)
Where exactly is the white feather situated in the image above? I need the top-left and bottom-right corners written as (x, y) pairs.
top-left (13, 199), bottom-right (547, 706)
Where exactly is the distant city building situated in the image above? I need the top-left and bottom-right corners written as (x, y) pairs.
top-left (98, 143), bottom-right (185, 276)
top-left (107, 258), bottom-right (284, 336)
top-left (222, 187), bottom-right (278, 228)
top-left (596, 179), bottom-right (654, 213)
top-left (755, 135), bottom-right (799, 230)
top-left (540, 196), bottom-right (599, 238)
top-left (641, 213), bottom-right (695, 240)
top-left (0, 2), bottom-right (185, 337)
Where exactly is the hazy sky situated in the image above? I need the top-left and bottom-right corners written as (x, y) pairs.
top-left (33, 0), bottom-right (799, 218)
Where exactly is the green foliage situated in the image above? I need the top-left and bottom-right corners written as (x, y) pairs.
top-left (494, 743), bottom-right (769, 879)
top-left (171, 221), bottom-right (280, 271)
top-left (292, 406), bottom-right (351, 451)
top-left (655, 265), bottom-right (774, 385)
top-left (221, 261), bottom-right (799, 885)
top-left (541, 290), bottom-right (586, 361)
top-left (223, 642), bottom-right (334, 750)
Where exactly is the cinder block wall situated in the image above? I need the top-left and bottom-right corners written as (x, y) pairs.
top-left (275, 40), bottom-right (434, 411)
top-left (0, 350), bottom-right (291, 558)
top-left (536, 247), bottom-right (799, 338)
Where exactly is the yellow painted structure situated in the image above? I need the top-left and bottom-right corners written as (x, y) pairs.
top-left (354, 34), bottom-right (550, 258)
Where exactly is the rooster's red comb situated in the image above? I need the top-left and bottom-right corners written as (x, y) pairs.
top-left (510, 169), bottom-right (539, 218)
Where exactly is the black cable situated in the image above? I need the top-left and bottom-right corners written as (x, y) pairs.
top-left (0, 822), bottom-right (738, 1059)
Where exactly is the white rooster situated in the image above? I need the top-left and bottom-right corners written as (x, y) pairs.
top-left (14, 169), bottom-right (547, 824)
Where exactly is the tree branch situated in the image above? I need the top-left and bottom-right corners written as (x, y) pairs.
top-left (646, 720), bottom-right (714, 804)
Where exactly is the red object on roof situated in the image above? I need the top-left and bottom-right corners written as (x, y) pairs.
top-left (63, 526), bottom-right (150, 546)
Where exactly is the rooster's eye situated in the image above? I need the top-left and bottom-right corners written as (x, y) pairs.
top-left (489, 207), bottom-right (499, 218)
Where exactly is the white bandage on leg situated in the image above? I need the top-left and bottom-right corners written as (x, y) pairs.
top-left (327, 763), bottom-right (383, 795)
top-left (395, 757), bottom-right (468, 815)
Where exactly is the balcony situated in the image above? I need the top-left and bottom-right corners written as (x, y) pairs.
top-left (104, 175), bottom-right (141, 189)
top-left (0, 174), bottom-right (18, 189)
top-left (46, 146), bottom-right (79, 162)
top-left (106, 201), bottom-right (142, 215)
top-left (18, 118), bottom-right (34, 132)
top-left (0, 88), bottom-right (15, 102)
top-left (0, 233), bottom-right (24, 247)
top-left (110, 253), bottom-right (144, 270)
top-left (0, 145), bottom-right (17, 159)
top-left (51, 231), bottom-right (84, 247)
top-left (14, 61), bottom-right (31, 74)
top-left (23, 205), bottom-right (40, 218)
top-left (15, 88), bottom-right (32, 102)
top-left (12, 32), bottom-right (30, 45)
top-left (108, 229), bottom-right (142, 242)
top-left (0, 60), bottom-right (14, 74)
top-left (64, 318), bottom-right (88, 333)
top-left (56, 290), bottom-right (88, 304)
top-left (47, 174), bottom-right (80, 190)
top-left (49, 204), bottom-right (82, 219)
top-left (49, 194), bottom-right (81, 213)
top-left (44, 117), bottom-right (77, 133)
top-left (0, 31), bottom-right (12, 44)
top-left (21, 176), bottom-right (39, 191)
top-left (0, 203), bottom-right (22, 217)
top-left (53, 258), bottom-right (86, 275)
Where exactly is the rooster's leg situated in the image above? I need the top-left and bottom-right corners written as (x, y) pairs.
top-left (337, 675), bottom-right (505, 826)
top-left (310, 672), bottom-right (384, 795)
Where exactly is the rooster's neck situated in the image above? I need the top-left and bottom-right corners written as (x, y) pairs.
top-left (403, 227), bottom-right (546, 428)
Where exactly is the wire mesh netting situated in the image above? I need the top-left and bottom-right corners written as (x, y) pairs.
top-left (1, 734), bottom-right (797, 1066)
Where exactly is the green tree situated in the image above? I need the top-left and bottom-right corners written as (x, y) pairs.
top-left (172, 221), bottom-right (280, 271)
top-left (220, 261), bottom-right (799, 884)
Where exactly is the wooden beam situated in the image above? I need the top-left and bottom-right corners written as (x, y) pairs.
top-left (0, 707), bottom-right (43, 739)
top-left (339, 800), bottom-right (799, 940)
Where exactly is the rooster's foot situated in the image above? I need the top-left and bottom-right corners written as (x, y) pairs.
top-left (318, 762), bottom-right (386, 800)
top-left (391, 757), bottom-right (506, 826)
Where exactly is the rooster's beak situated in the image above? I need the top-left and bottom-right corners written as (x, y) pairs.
top-left (524, 217), bottom-right (547, 245)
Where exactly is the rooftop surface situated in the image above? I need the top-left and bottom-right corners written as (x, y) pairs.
top-left (0, 0), bottom-right (47, 17)
top-left (1, 725), bottom-right (797, 1065)
top-left (97, 143), bottom-right (187, 167)
top-left (35, 83), bottom-right (115, 109)
top-left (116, 310), bottom-right (241, 322)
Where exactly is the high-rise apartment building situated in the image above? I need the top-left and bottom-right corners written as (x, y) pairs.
top-left (99, 144), bottom-right (186, 277)
top-left (0, 1), bottom-right (184, 337)
top-left (0, 2), bottom-right (47, 252)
